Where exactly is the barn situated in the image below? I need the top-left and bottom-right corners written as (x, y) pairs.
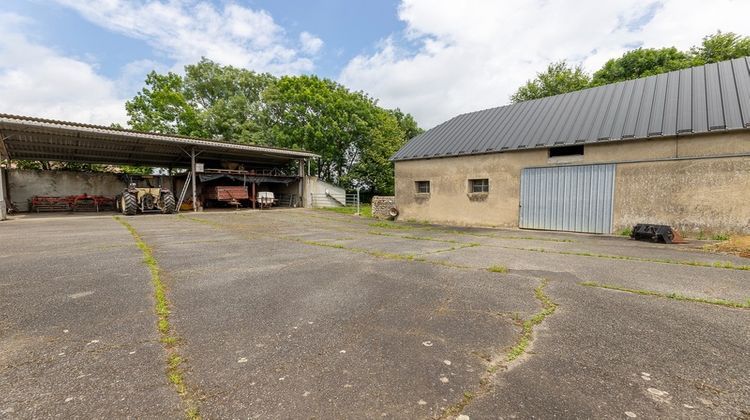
top-left (391, 57), bottom-right (750, 235)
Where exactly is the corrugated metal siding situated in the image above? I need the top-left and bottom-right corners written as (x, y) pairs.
top-left (393, 57), bottom-right (750, 161)
top-left (519, 164), bottom-right (615, 234)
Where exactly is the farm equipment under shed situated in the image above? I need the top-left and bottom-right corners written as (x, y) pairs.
top-left (30, 194), bottom-right (115, 213)
top-left (202, 185), bottom-right (249, 208)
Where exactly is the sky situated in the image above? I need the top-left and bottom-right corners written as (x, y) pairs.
top-left (0, 0), bottom-right (749, 129)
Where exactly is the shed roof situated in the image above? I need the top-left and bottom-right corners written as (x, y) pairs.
top-left (0, 113), bottom-right (317, 167)
top-left (392, 57), bottom-right (750, 161)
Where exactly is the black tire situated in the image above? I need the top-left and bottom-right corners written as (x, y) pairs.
top-left (161, 191), bottom-right (176, 214)
top-left (115, 194), bottom-right (122, 212)
top-left (122, 192), bottom-right (138, 216)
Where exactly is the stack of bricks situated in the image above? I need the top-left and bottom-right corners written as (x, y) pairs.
top-left (371, 196), bottom-right (396, 219)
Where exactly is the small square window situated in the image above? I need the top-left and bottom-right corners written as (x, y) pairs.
top-left (415, 180), bottom-right (430, 194)
top-left (469, 178), bottom-right (489, 193)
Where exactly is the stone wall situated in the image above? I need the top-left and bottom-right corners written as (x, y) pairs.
top-left (372, 196), bottom-right (396, 219)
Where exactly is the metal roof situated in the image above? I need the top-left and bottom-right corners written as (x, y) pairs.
top-left (393, 57), bottom-right (750, 161)
top-left (0, 113), bottom-right (318, 167)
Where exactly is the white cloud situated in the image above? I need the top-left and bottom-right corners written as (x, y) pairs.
top-left (340, 0), bottom-right (750, 128)
top-left (52, 0), bottom-right (322, 75)
top-left (300, 32), bottom-right (324, 55)
top-left (0, 2), bottom-right (325, 126)
top-left (0, 13), bottom-right (128, 125)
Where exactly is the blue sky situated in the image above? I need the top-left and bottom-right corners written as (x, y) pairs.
top-left (2, 0), bottom-right (404, 79)
top-left (1, 0), bottom-right (748, 128)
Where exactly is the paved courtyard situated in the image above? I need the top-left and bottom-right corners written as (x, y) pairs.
top-left (1, 210), bottom-right (748, 419)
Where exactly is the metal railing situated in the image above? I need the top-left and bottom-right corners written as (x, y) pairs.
top-left (310, 191), bottom-right (360, 209)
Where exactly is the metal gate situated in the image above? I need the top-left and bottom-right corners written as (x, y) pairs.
top-left (519, 164), bottom-right (615, 234)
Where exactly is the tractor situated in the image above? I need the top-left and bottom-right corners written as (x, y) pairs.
top-left (116, 176), bottom-right (176, 216)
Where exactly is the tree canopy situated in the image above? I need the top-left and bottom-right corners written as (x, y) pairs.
top-left (512, 31), bottom-right (750, 103)
top-left (124, 59), bottom-right (421, 195)
top-left (511, 61), bottom-right (591, 103)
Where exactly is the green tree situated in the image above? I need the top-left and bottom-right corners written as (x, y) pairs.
top-left (126, 71), bottom-right (201, 136)
top-left (389, 108), bottom-right (423, 141)
top-left (125, 58), bottom-right (274, 143)
top-left (591, 47), bottom-right (693, 85)
top-left (183, 58), bottom-right (276, 144)
top-left (263, 75), bottom-right (411, 194)
top-left (511, 61), bottom-right (591, 103)
top-left (126, 60), bottom-right (420, 193)
top-left (691, 31), bottom-right (750, 63)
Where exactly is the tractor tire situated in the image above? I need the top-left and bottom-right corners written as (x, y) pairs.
top-left (161, 191), bottom-right (176, 214)
top-left (122, 192), bottom-right (138, 216)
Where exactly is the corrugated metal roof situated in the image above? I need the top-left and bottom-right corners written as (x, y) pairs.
top-left (393, 57), bottom-right (750, 161)
top-left (0, 113), bottom-right (318, 166)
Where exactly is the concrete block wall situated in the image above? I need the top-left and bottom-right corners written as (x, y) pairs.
top-left (8, 169), bottom-right (127, 212)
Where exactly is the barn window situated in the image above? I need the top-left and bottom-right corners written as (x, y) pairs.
top-left (469, 178), bottom-right (489, 193)
top-left (549, 145), bottom-right (584, 157)
top-left (415, 181), bottom-right (430, 194)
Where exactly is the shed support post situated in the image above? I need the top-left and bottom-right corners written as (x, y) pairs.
top-left (191, 148), bottom-right (197, 212)
top-left (298, 159), bottom-right (304, 205)
top-left (0, 164), bottom-right (7, 221)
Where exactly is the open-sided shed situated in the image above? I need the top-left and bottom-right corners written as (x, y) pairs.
top-left (0, 114), bottom-right (318, 219)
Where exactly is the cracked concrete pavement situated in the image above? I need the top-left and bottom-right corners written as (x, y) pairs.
top-left (1, 209), bottom-right (748, 419)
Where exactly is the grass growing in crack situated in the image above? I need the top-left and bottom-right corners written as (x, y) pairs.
top-left (506, 246), bottom-right (750, 271)
top-left (441, 391), bottom-right (476, 418)
top-left (487, 265), bottom-right (508, 273)
top-left (441, 279), bottom-right (557, 418)
top-left (579, 281), bottom-right (750, 309)
top-left (114, 216), bottom-right (200, 419)
top-left (368, 220), bottom-right (412, 230)
top-left (503, 279), bottom-right (557, 364)
top-left (178, 213), bottom-right (476, 270)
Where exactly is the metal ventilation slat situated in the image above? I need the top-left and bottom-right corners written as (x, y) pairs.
top-left (503, 100), bottom-right (536, 149)
top-left (635, 76), bottom-right (657, 138)
top-left (453, 110), bottom-right (492, 154)
top-left (538, 91), bottom-right (575, 144)
top-left (733, 58), bottom-right (750, 127)
top-left (571, 88), bottom-right (600, 142)
top-left (512, 98), bottom-right (549, 149)
top-left (609, 79), bottom-right (635, 139)
top-left (704, 63), bottom-right (725, 131)
top-left (486, 101), bottom-right (527, 151)
top-left (556, 89), bottom-right (588, 143)
top-left (622, 78), bottom-right (646, 138)
top-left (718, 59), bottom-right (743, 129)
top-left (692, 66), bottom-right (708, 133)
top-left (522, 94), bottom-right (559, 147)
top-left (648, 73), bottom-right (669, 136)
top-left (467, 107), bottom-right (503, 152)
top-left (477, 106), bottom-right (514, 152)
top-left (662, 70), bottom-right (680, 136)
top-left (676, 68), bottom-right (693, 133)
top-left (576, 85), bottom-right (613, 141)
top-left (596, 82), bottom-right (625, 139)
